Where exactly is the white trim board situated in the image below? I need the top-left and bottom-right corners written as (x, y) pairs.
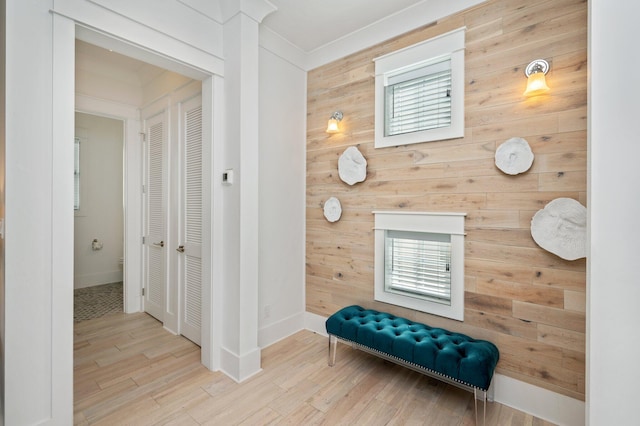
top-left (74, 271), bottom-right (123, 289)
top-left (259, 0), bottom-right (487, 71)
top-left (220, 346), bottom-right (263, 383)
top-left (493, 374), bottom-right (584, 426)
top-left (258, 311), bottom-right (306, 349)
top-left (304, 311), bottom-right (585, 426)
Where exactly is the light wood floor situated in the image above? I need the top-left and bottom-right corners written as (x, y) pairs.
top-left (74, 312), bottom-right (555, 425)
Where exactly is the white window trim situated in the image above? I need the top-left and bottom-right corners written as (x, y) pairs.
top-left (374, 27), bottom-right (466, 148)
top-left (373, 211), bottom-right (466, 321)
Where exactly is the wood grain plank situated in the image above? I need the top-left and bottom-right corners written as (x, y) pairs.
top-left (476, 276), bottom-right (564, 308)
top-left (513, 300), bottom-right (585, 332)
top-left (538, 323), bottom-right (585, 352)
top-left (564, 290), bottom-right (586, 313)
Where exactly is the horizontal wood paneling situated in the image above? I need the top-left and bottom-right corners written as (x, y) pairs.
top-left (306, 0), bottom-right (587, 400)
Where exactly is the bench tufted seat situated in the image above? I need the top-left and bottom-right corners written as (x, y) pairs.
top-left (326, 305), bottom-right (499, 392)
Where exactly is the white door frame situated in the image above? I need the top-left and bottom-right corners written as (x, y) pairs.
top-left (69, 26), bottom-right (222, 372)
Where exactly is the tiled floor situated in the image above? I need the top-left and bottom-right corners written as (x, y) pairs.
top-left (74, 282), bottom-right (123, 323)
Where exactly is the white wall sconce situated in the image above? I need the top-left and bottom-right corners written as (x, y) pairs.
top-left (523, 59), bottom-right (550, 96)
top-left (326, 111), bottom-right (343, 133)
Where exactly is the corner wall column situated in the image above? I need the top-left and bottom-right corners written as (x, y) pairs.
top-left (220, 0), bottom-right (276, 381)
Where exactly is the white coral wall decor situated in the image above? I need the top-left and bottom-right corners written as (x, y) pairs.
top-left (495, 137), bottom-right (534, 175)
top-left (338, 146), bottom-right (367, 185)
top-left (323, 197), bottom-right (342, 223)
top-left (530, 198), bottom-right (587, 261)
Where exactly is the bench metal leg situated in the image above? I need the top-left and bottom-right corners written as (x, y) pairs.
top-left (328, 335), bottom-right (338, 366)
top-left (473, 388), bottom-right (487, 426)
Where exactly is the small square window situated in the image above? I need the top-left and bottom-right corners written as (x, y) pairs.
top-left (374, 27), bottom-right (465, 148)
top-left (374, 211), bottom-right (466, 321)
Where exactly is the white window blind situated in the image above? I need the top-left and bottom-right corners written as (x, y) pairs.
top-left (385, 230), bottom-right (451, 304)
top-left (374, 27), bottom-right (465, 148)
top-left (74, 138), bottom-right (80, 210)
top-left (374, 211), bottom-right (465, 321)
top-left (384, 58), bottom-right (452, 137)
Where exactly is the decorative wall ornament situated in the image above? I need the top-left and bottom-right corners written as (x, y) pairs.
top-left (495, 137), bottom-right (534, 175)
top-left (338, 146), bottom-right (367, 185)
top-left (323, 197), bottom-right (342, 223)
top-left (530, 198), bottom-right (586, 261)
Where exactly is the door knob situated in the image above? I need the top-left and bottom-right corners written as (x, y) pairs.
top-left (153, 241), bottom-right (164, 248)
top-left (176, 245), bottom-right (185, 253)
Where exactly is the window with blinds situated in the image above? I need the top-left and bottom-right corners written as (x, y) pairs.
top-left (374, 211), bottom-right (465, 321)
top-left (374, 27), bottom-right (465, 149)
top-left (384, 230), bottom-right (452, 304)
top-left (74, 138), bottom-right (80, 210)
top-left (384, 58), bottom-right (452, 137)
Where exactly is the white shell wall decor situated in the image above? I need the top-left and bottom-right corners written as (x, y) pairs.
top-left (323, 197), bottom-right (342, 223)
top-left (338, 146), bottom-right (367, 185)
top-left (495, 137), bottom-right (534, 175)
top-left (531, 198), bottom-right (587, 261)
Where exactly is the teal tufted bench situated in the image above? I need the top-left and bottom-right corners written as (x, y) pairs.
top-left (326, 305), bottom-right (499, 424)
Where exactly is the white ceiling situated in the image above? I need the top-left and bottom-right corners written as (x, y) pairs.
top-left (262, 0), bottom-right (485, 69)
top-left (262, 0), bottom-right (426, 53)
top-left (76, 0), bottom-right (485, 75)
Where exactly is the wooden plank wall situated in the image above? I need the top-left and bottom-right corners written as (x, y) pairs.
top-left (306, 0), bottom-right (587, 400)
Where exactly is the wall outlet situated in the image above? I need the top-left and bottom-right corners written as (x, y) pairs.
top-left (264, 304), bottom-right (271, 319)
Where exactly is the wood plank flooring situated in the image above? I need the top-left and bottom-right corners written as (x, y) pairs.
top-left (74, 312), bottom-right (555, 425)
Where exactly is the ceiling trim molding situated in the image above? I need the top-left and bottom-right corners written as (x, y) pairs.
top-left (259, 0), bottom-right (487, 71)
top-left (220, 0), bottom-right (278, 24)
top-left (306, 0), bottom-right (486, 70)
top-left (259, 26), bottom-right (309, 71)
top-left (177, 0), bottom-right (223, 22)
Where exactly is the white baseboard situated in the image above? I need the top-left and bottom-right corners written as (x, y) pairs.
top-left (303, 311), bottom-right (585, 425)
top-left (304, 311), bottom-right (329, 337)
top-left (74, 270), bottom-right (123, 289)
top-left (493, 374), bottom-right (584, 426)
top-left (220, 346), bottom-right (262, 383)
top-left (124, 292), bottom-right (141, 314)
top-left (258, 311), bottom-right (305, 348)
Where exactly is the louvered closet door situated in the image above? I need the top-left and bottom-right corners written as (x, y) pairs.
top-left (178, 96), bottom-right (203, 345)
top-left (144, 112), bottom-right (167, 322)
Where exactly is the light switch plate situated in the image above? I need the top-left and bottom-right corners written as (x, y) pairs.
top-left (223, 169), bottom-right (234, 185)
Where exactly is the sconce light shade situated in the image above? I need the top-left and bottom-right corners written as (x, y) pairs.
top-left (326, 111), bottom-right (343, 133)
top-left (523, 59), bottom-right (550, 96)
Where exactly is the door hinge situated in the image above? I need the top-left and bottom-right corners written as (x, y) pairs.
top-left (142, 236), bottom-right (146, 244)
top-left (139, 132), bottom-right (146, 142)
top-left (142, 184), bottom-right (146, 194)
top-left (142, 288), bottom-right (145, 296)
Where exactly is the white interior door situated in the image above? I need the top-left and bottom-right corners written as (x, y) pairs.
top-left (143, 112), bottom-right (167, 321)
top-left (178, 96), bottom-right (203, 345)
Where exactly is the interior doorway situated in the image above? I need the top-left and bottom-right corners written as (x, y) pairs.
top-left (73, 112), bottom-right (125, 322)
top-left (73, 36), bottom-right (214, 362)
